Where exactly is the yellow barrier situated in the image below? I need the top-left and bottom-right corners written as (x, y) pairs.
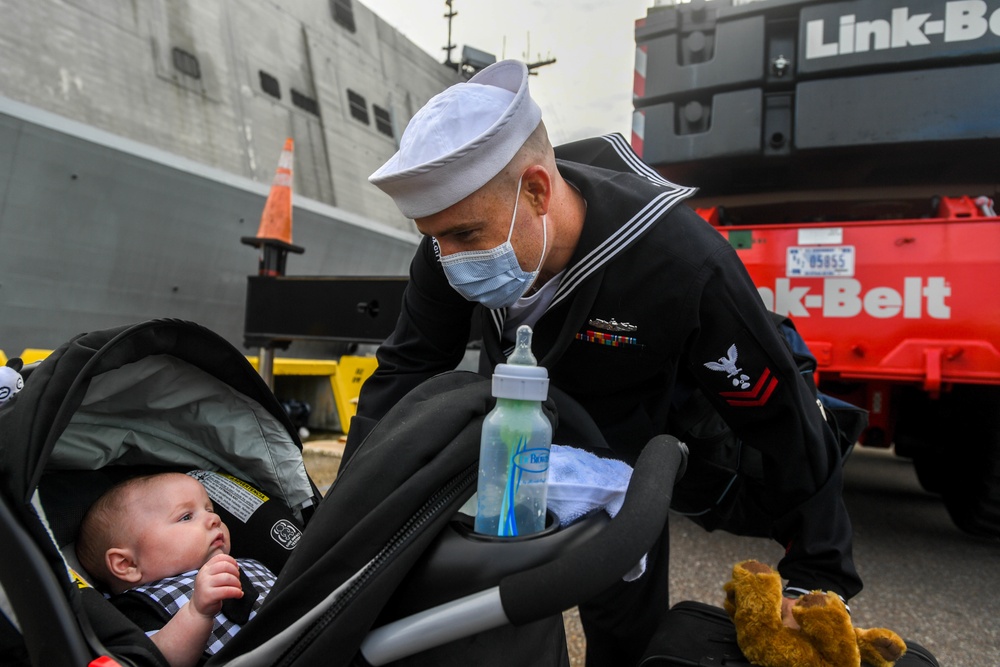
top-left (245, 357), bottom-right (340, 377)
top-left (20, 349), bottom-right (53, 364)
top-left (329, 356), bottom-right (379, 435)
top-left (244, 355), bottom-right (378, 434)
top-left (0, 349), bottom-right (53, 365)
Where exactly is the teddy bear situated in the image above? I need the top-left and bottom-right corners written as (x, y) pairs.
top-left (724, 560), bottom-right (906, 667)
top-left (0, 357), bottom-right (24, 406)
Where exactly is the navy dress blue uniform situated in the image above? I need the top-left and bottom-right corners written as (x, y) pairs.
top-left (346, 133), bottom-right (862, 665)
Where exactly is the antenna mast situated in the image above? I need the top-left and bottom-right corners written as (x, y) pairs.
top-left (523, 32), bottom-right (556, 74)
top-left (443, 0), bottom-right (458, 69)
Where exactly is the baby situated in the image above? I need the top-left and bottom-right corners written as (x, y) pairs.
top-left (76, 472), bottom-right (275, 667)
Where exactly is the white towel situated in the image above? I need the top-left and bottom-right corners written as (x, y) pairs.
top-left (546, 445), bottom-right (647, 581)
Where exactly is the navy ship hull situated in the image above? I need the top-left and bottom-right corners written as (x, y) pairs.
top-left (0, 96), bottom-right (418, 355)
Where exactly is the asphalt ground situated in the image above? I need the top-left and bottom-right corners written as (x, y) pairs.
top-left (668, 446), bottom-right (1000, 667)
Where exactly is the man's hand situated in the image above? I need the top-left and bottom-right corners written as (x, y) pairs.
top-left (780, 595), bottom-right (801, 630)
top-left (191, 553), bottom-right (243, 618)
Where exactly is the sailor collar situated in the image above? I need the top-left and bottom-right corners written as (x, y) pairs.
top-left (487, 134), bottom-right (696, 346)
top-left (494, 136), bottom-right (695, 313)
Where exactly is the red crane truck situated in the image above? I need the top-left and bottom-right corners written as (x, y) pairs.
top-left (633, 0), bottom-right (1000, 536)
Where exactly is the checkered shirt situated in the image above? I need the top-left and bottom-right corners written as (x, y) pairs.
top-left (130, 557), bottom-right (275, 656)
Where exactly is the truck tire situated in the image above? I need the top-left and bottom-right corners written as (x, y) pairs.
top-left (910, 448), bottom-right (946, 496)
top-left (939, 387), bottom-right (1000, 538)
top-left (893, 388), bottom-right (946, 495)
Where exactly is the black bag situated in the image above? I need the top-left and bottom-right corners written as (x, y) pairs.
top-left (668, 313), bottom-right (868, 537)
top-left (639, 600), bottom-right (940, 667)
top-left (638, 601), bottom-right (751, 666)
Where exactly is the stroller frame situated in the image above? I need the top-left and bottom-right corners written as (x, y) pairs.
top-left (0, 319), bottom-right (318, 666)
top-left (0, 319), bottom-right (687, 667)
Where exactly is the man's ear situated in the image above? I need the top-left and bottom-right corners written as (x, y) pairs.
top-left (522, 165), bottom-right (552, 215)
top-left (106, 548), bottom-right (143, 585)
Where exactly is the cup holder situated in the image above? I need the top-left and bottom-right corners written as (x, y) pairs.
top-left (378, 508), bottom-right (609, 622)
top-left (451, 509), bottom-right (561, 543)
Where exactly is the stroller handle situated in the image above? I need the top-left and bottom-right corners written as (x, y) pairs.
top-left (498, 433), bottom-right (687, 626)
top-left (359, 434), bottom-right (687, 665)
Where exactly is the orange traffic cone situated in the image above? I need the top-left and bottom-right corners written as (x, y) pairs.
top-left (256, 137), bottom-right (296, 245)
top-left (242, 137), bottom-right (303, 274)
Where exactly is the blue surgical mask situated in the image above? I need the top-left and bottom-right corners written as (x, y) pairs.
top-left (438, 174), bottom-right (548, 309)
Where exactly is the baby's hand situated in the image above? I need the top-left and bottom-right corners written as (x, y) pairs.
top-left (191, 553), bottom-right (242, 618)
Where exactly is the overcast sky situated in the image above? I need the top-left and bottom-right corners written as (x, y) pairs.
top-left (362, 0), bottom-right (656, 146)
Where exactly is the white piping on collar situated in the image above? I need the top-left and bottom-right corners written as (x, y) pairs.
top-left (550, 185), bottom-right (695, 310)
top-left (488, 306), bottom-right (506, 337)
top-left (487, 139), bottom-right (696, 336)
top-left (599, 134), bottom-right (680, 187)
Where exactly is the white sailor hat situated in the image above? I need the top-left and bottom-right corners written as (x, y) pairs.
top-left (369, 60), bottom-right (542, 219)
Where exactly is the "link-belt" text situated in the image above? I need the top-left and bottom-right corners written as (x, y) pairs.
top-left (758, 277), bottom-right (951, 319)
top-left (805, 0), bottom-right (1000, 59)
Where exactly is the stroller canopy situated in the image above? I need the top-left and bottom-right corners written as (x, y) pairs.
top-left (0, 318), bottom-right (313, 510)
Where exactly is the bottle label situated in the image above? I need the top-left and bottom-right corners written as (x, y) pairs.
top-left (513, 448), bottom-right (550, 474)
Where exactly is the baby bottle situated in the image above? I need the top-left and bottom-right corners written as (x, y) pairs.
top-left (474, 325), bottom-right (552, 536)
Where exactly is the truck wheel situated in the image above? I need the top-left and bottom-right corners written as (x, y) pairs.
top-left (939, 387), bottom-right (1000, 538)
top-left (910, 450), bottom-right (946, 495)
top-left (897, 432), bottom-right (946, 494)
top-left (893, 388), bottom-right (946, 494)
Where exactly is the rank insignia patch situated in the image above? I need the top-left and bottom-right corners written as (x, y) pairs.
top-left (704, 343), bottom-right (778, 407)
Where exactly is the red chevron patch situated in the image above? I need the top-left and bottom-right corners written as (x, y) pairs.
top-left (719, 367), bottom-right (778, 407)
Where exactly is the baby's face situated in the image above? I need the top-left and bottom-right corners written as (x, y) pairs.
top-left (128, 474), bottom-right (231, 584)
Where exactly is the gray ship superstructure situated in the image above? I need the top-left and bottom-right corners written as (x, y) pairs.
top-left (0, 0), bottom-right (467, 353)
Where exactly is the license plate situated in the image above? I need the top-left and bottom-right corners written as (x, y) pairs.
top-left (786, 246), bottom-right (855, 277)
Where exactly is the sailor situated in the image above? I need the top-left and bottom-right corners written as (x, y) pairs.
top-left (348, 59), bottom-right (862, 666)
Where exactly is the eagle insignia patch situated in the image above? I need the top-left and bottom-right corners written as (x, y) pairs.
top-left (703, 344), bottom-right (751, 389)
top-left (704, 343), bottom-right (778, 407)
